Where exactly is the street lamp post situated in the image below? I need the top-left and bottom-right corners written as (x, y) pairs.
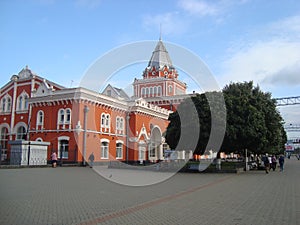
top-left (83, 105), bottom-right (89, 166)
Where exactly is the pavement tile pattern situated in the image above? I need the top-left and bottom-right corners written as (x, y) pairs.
top-left (0, 158), bottom-right (299, 225)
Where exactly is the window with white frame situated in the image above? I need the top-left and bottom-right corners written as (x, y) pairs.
top-left (17, 92), bottom-right (29, 111)
top-left (65, 109), bottom-right (71, 124)
top-left (141, 87), bottom-right (145, 96)
top-left (116, 117), bottom-right (124, 134)
top-left (16, 126), bottom-right (27, 140)
top-left (58, 109), bottom-right (65, 124)
top-left (58, 139), bottom-right (69, 159)
top-left (100, 113), bottom-right (110, 132)
top-left (57, 108), bottom-right (72, 125)
top-left (101, 141), bottom-right (109, 159)
top-left (0, 127), bottom-right (9, 160)
top-left (36, 110), bottom-right (44, 128)
top-left (1, 95), bottom-right (12, 113)
top-left (116, 142), bottom-right (123, 159)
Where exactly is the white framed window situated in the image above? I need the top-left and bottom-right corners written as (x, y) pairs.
top-left (116, 142), bottom-right (123, 159)
top-left (65, 108), bottom-right (71, 124)
top-left (58, 109), bottom-right (65, 124)
top-left (146, 87), bottom-right (149, 97)
top-left (17, 91), bottom-right (29, 111)
top-left (16, 126), bottom-right (27, 140)
top-left (116, 116), bottom-right (124, 134)
top-left (1, 98), bottom-right (6, 112)
top-left (101, 140), bottom-right (109, 159)
top-left (58, 139), bottom-right (69, 159)
top-left (100, 113), bottom-right (110, 132)
top-left (36, 110), bottom-right (44, 127)
top-left (154, 86), bottom-right (157, 95)
top-left (0, 126), bottom-right (9, 160)
top-left (141, 87), bottom-right (145, 96)
top-left (101, 114), bottom-right (106, 127)
top-left (150, 87), bottom-right (153, 96)
top-left (57, 108), bottom-right (72, 125)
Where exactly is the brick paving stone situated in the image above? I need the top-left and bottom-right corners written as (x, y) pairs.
top-left (0, 158), bottom-right (299, 225)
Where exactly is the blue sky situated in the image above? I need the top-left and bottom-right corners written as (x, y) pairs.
top-left (1, 0), bottom-right (300, 133)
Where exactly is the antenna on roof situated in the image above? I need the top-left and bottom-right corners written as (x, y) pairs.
top-left (159, 23), bottom-right (162, 41)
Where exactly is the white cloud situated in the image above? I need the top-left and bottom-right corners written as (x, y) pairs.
top-left (218, 15), bottom-right (300, 89)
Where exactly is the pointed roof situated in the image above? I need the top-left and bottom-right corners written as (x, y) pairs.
top-left (148, 40), bottom-right (173, 69)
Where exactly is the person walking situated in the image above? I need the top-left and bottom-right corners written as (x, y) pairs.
top-left (51, 151), bottom-right (57, 168)
top-left (279, 154), bottom-right (285, 172)
top-left (271, 155), bottom-right (277, 171)
top-left (88, 152), bottom-right (95, 168)
top-left (264, 154), bottom-right (270, 174)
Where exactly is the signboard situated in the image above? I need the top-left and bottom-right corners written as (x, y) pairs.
top-left (285, 144), bottom-right (294, 152)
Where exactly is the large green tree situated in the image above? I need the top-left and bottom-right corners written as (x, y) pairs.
top-left (165, 81), bottom-right (287, 155)
top-left (222, 81), bottom-right (286, 155)
top-left (165, 91), bottom-right (226, 155)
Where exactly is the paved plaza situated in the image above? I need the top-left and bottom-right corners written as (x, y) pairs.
top-left (0, 158), bottom-right (299, 225)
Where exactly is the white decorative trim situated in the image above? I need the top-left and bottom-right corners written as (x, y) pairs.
top-left (58, 136), bottom-right (70, 141)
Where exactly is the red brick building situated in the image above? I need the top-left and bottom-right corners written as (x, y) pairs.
top-left (0, 40), bottom-right (190, 164)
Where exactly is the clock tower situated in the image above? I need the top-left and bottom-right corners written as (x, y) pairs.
top-left (133, 39), bottom-right (187, 111)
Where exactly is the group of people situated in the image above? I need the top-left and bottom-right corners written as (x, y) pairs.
top-left (263, 154), bottom-right (285, 174)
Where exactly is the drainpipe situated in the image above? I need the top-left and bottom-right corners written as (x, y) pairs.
top-left (83, 105), bottom-right (89, 166)
top-left (126, 112), bottom-right (130, 164)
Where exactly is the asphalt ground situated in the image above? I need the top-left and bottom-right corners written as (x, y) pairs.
top-left (0, 157), bottom-right (299, 225)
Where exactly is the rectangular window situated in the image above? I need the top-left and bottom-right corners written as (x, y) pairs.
top-left (101, 142), bottom-right (109, 159)
top-left (59, 140), bottom-right (69, 159)
top-left (116, 143), bottom-right (123, 159)
top-left (138, 146), bottom-right (145, 161)
top-left (149, 143), bottom-right (156, 157)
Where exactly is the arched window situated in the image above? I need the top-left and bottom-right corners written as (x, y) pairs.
top-left (17, 92), bottom-right (29, 111)
top-left (116, 117), bottom-right (124, 134)
top-left (141, 88), bottom-right (145, 96)
top-left (16, 126), bottom-right (27, 140)
top-left (168, 85), bottom-right (173, 93)
top-left (146, 87), bottom-right (149, 97)
top-left (0, 127), bottom-right (9, 160)
top-left (154, 86), bottom-right (157, 95)
top-left (150, 87), bottom-right (153, 96)
top-left (158, 86), bottom-right (161, 96)
top-left (59, 109), bottom-right (65, 124)
top-left (105, 114), bottom-right (110, 127)
top-left (37, 110), bottom-right (44, 128)
top-left (1, 98), bottom-right (6, 112)
top-left (18, 96), bottom-right (23, 110)
top-left (101, 114), bottom-right (106, 127)
top-left (65, 109), bottom-right (71, 124)
top-left (24, 95), bottom-right (28, 109)
top-left (7, 98), bottom-right (11, 112)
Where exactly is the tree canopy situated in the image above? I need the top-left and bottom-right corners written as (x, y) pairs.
top-left (165, 81), bottom-right (287, 155)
